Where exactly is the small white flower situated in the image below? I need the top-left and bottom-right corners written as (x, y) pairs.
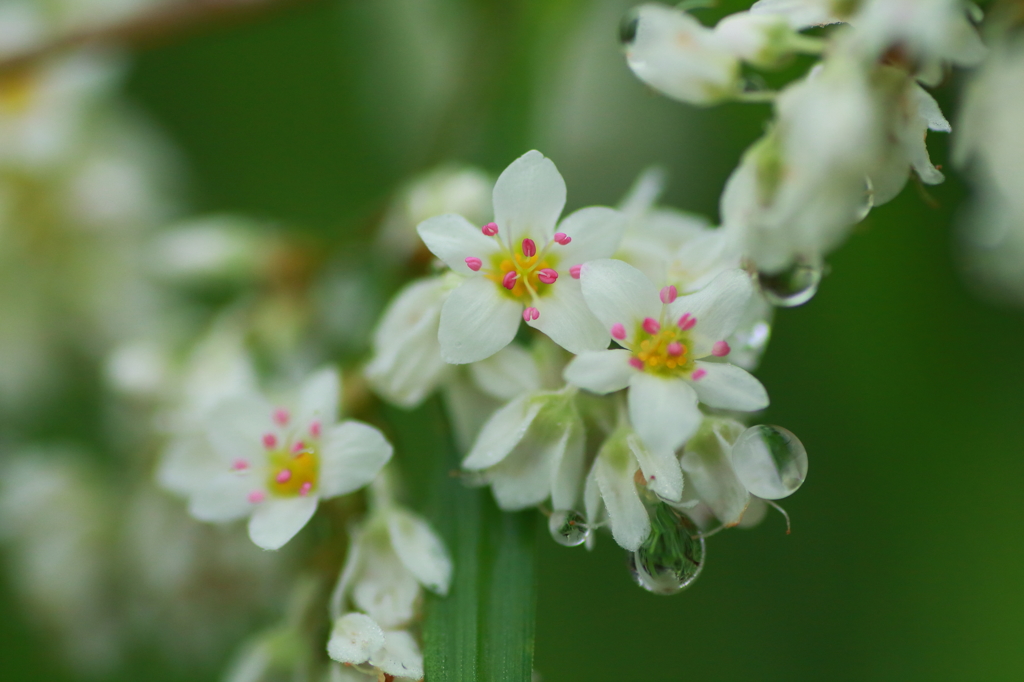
top-left (678, 417), bottom-right (751, 526)
top-left (417, 150), bottom-right (627, 363)
top-left (713, 11), bottom-right (825, 70)
top-left (182, 367), bottom-right (393, 550)
top-left (462, 386), bottom-right (585, 512)
top-left (621, 4), bottom-right (741, 106)
top-left (327, 613), bottom-right (423, 681)
top-left (565, 260), bottom-right (768, 457)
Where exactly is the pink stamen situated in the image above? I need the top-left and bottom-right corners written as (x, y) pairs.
top-left (262, 433), bottom-right (277, 448)
top-left (523, 307), bottom-right (540, 322)
top-left (692, 368), bottom-right (707, 381)
top-left (465, 257), bottom-right (482, 271)
top-left (275, 469), bottom-right (292, 484)
top-left (248, 490), bottom-right (265, 504)
top-left (482, 222), bottom-right (498, 236)
top-left (273, 408), bottom-right (290, 426)
top-left (291, 441), bottom-right (306, 454)
top-left (299, 482), bottom-right (313, 497)
top-left (629, 357), bottom-right (645, 370)
top-left (712, 341), bottom-right (731, 357)
top-left (678, 313), bottom-right (696, 331)
top-left (569, 264), bottom-right (582, 279)
top-left (611, 323), bottom-right (626, 340)
top-left (310, 421), bottom-right (322, 438)
top-left (502, 271), bottom-right (518, 290)
top-left (642, 317), bottom-right (661, 335)
top-left (553, 232), bottom-right (571, 245)
top-left (232, 459), bottom-right (250, 471)
top-left (537, 268), bottom-right (558, 284)
top-left (667, 342), bottom-right (683, 357)
top-left (660, 285), bottom-right (678, 304)
top-left (522, 238), bottom-right (537, 258)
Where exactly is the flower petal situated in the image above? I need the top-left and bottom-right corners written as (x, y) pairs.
top-left (352, 533), bottom-right (420, 628)
top-left (689, 362), bottom-right (769, 412)
top-left (668, 268), bottom-right (755, 357)
top-left (416, 213), bottom-right (501, 274)
top-left (627, 432), bottom-right (683, 503)
top-left (492, 150), bottom-right (566, 247)
top-left (247, 495), bottom-right (319, 550)
top-left (438, 277), bottom-right (522, 364)
top-left (463, 393), bottom-right (543, 471)
top-left (485, 416), bottom-right (570, 511)
top-left (206, 394), bottom-right (275, 465)
top-left (595, 434), bottom-right (650, 552)
top-left (319, 421), bottom-right (394, 498)
top-left (329, 528), bottom-right (364, 619)
top-left (370, 630), bottom-right (424, 680)
top-left (628, 373), bottom-right (701, 453)
top-left (187, 471), bottom-right (254, 522)
top-left (327, 612), bottom-right (385, 666)
top-left (294, 366), bottom-right (340, 432)
top-left (468, 343), bottom-right (541, 401)
top-left (530, 278), bottom-right (610, 354)
top-left (579, 258), bottom-right (661, 343)
top-left (680, 418), bottom-right (749, 526)
top-left (550, 418), bottom-right (586, 511)
top-left (563, 349), bottom-right (635, 394)
top-left (555, 206), bottom-right (628, 264)
top-left (387, 509), bottom-right (452, 596)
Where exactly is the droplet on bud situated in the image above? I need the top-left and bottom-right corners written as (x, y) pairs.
top-left (628, 505), bottom-right (704, 595)
top-left (548, 510), bottom-right (590, 547)
top-left (758, 259), bottom-right (823, 308)
top-left (730, 425), bottom-right (807, 500)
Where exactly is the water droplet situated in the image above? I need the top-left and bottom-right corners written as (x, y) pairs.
top-left (548, 510), bottom-right (589, 547)
top-left (619, 10), bottom-right (640, 45)
top-left (757, 259), bottom-right (822, 307)
top-left (731, 425), bottom-right (807, 500)
top-left (628, 505), bottom-right (704, 595)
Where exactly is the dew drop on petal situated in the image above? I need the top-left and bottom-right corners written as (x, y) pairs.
top-left (627, 505), bottom-right (704, 595)
top-left (548, 510), bottom-right (590, 547)
top-left (757, 259), bottom-right (823, 308)
top-left (730, 425), bottom-right (807, 500)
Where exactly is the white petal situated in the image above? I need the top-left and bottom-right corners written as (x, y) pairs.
top-left (492, 150), bottom-right (566, 247)
top-left (370, 630), bottom-right (423, 680)
top-left (327, 613), bottom-right (385, 666)
top-left (627, 432), bottom-right (683, 503)
top-left (468, 344), bottom-right (541, 401)
top-left (486, 422), bottom-right (566, 511)
top-left (438, 277), bottom-right (522, 364)
top-left (595, 435), bottom-right (649, 551)
top-left (187, 472), bottom-right (254, 522)
top-left (579, 258), bottom-right (661, 343)
top-left (530, 279), bottom-right (610, 354)
top-left (387, 508), bottom-right (452, 596)
top-left (294, 367), bottom-right (340, 432)
top-left (689, 362), bottom-right (769, 412)
top-left (618, 166), bottom-right (666, 218)
top-left (668, 268), bottom-right (754, 357)
top-left (555, 206), bottom-right (628, 264)
top-left (550, 418), bottom-right (586, 511)
top-left (319, 421), bottom-right (394, 498)
top-left (583, 461), bottom-right (603, 529)
top-left (628, 373), bottom-right (701, 453)
top-left (563, 350), bottom-right (635, 394)
top-left (352, 533), bottom-right (420, 628)
top-left (247, 495), bottom-right (319, 550)
top-left (206, 393), bottom-right (275, 465)
top-left (462, 394), bottom-right (543, 471)
top-left (680, 425), bottom-right (749, 526)
top-left (157, 433), bottom-right (220, 496)
top-left (329, 529), bottom-right (364, 619)
top-left (416, 213), bottom-right (501, 274)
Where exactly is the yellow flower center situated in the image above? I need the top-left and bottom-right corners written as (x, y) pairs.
top-left (482, 239), bottom-right (560, 302)
top-left (631, 322), bottom-right (695, 377)
top-left (266, 444), bottom-right (320, 497)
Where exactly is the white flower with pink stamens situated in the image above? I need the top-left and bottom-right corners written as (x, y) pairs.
top-left (564, 259), bottom-right (769, 456)
top-left (184, 368), bottom-right (393, 550)
top-left (416, 150), bottom-right (628, 364)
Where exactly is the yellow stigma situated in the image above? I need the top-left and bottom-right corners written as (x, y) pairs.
top-left (633, 323), bottom-right (694, 377)
top-left (484, 244), bottom-right (558, 301)
top-left (267, 445), bottom-right (320, 497)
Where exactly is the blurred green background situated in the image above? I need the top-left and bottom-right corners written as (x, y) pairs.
top-left (2, 0), bottom-right (1023, 680)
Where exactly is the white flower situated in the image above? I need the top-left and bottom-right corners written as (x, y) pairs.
top-left (462, 386), bottom-right (585, 511)
top-left (417, 150), bottom-right (627, 363)
top-left (677, 417), bottom-right (751, 526)
top-left (621, 4), bottom-right (741, 106)
top-left (146, 215), bottom-right (278, 285)
top-left (713, 11), bottom-right (825, 70)
top-left (327, 613), bottom-right (423, 682)
top-left (749, 0), bottom-right (852, 29)
top-left (565, 260), bottom-right (768, 457)
top-left (180, 367), bottom-right (393, 550)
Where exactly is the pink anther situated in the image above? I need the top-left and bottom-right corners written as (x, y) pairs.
top-left (502, 271), bottom-right (518, 290)
top-left (523, 307), bottom-right (540, 322)
top-left (299, 482), bottom-right (313, 497)
top-left (677, 313), bottom-right (696, 331)
top-left (569, 264), bottom-right (582, 279)
top-left (660, 285), bottom-right (678, 304)
top-left (232, 459), bottom-right (250, 471)
top-left (537, 268), bottom-right (558, 284)
top-left (465, 257), bottom-right (482, 271)
top-left (482, 222), bottom-right (499, 236)
top-left (522, 238), bottom-right (537, 258)
top-left (553, 232), bottom-right (571, 245)
top-left (629, 357), bottom-right (645, 370)
top-left (291, 440), bottom-right (306, 454)
top-left (310, 421), bottom-right (322, 438)
top-left (248, 490), bottom-right (266, 504)
top-left (611, 323), bottom-right (626, 340)
top-left (667, 341), bottom-right (683, 357)
top-left (275, 469), bottom-right (292, 484)
top-left (262, 433), bottom-right (277, 448)
top-left (642, 317), bottom-right (661, 334)
top-left (712, 341), bottom-right (731, 357)
top-left (273, 408), bottom-right (290, 426)
top-left (692, 368), bottom-right (707, 381)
